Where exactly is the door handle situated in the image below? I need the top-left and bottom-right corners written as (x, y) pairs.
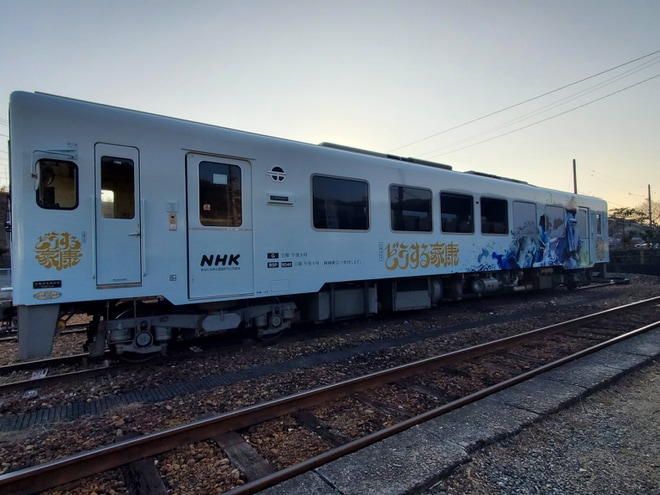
top-left (128, 232), bottom-right (141, 237)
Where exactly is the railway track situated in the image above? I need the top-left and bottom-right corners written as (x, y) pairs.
top-left (0, 277), bottom-right (631, 393)
top-left (1, 296), bottom-right (658, 494)
top-left (0, 338), bottom-right (242, 393)
top-left (0, 323), bottom-right (89, 342)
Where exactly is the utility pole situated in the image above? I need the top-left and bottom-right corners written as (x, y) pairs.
top-left (572, 159), bottom-right (577, 194)
top-left (649, 184), bottom-right (653, 227)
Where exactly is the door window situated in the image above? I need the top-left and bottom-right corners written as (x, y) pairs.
top-left (576, 208), bottom-right (588, 239)
top-left (199, 162), bottom-right (242, 227)
top-left (544, 205), bottom-right (566, 238)
top-left (101, 156), bottom-right (135, 219)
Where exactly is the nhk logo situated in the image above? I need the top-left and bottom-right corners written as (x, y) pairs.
top-left (200, 253), bottom-right (240, 271)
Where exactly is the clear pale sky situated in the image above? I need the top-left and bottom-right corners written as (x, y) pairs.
top-left (1, 0), bottom-right (658, 210)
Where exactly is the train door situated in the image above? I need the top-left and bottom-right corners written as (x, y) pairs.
top-left (186, 154), bottom-right (254, 299)
top-left (94, 144), bottom-right (142, 286)
top-left (577, 208), bottom-right (589, 246)
top-left (577, 207), bottom-right (591, 263)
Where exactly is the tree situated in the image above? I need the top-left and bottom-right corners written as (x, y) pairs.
top-left (608, 204), bottom-right (660, 249)
top-left (608, 207), bottom-right (637, 244)
top-left (633, 200), bottom-right (660, 247)
top-left (634, 199), bottom-right (660, 227)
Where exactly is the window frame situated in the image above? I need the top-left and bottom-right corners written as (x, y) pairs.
top-left (100, 156), bottom-right (135, 219)
top-left (198, 161), bottom-right (243, 227)
top-left (480, 196), bottom-right (509, 235)
top-left (576, 208), bottom-right (588, 239)
top-left (35, 158), bottom-right (79, 210)
top-left (544, 205), bottom-right (566, 238)
top-left (389, 184), bottom-right (433, 233)
top-left (440, 192), bottom-right (474, 234)
top-left (513, 201), bottom-right (538, 237)
top-left (311, 174), bottom-right (370, 231)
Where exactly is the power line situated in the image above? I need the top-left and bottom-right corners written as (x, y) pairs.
top-left (485, 57), bottom-right (659, 131)
top-left (417, 57), bottom-right (660, 158)
top-left (425, 73), bottom-right (660, 159)
top-left (588, 170), bottom-right (651, 202)
top-left (389, 48), bottom-right (660, 153)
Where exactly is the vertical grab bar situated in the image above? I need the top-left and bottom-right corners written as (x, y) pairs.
top-left (90, 195), bottom-right (96, 280)
top-left (141, 199), bottom-right (146, 277)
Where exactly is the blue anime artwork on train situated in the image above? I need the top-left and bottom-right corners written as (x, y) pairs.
top-left (491, 198), bottom-right (586, 271)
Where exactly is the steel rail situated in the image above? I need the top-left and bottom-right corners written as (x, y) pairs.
top-left (1, 296), bottom-right (658, 495)
top-left (0, 364), bottom-right (117, 394)
top-left (0, 323), bottom-right (89, 341)
top-left (0, 338), bottom-right (243, 393)
top-left (0, 353), bottom-right (91, 374)
top-left (226, 318), bottom-right (660, 495)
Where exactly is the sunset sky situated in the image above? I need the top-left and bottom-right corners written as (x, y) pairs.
top-left (1, 0), bottom-right (658, 211)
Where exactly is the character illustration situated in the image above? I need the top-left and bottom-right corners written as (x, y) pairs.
top-left (491, 197), bottom-right (583, 271)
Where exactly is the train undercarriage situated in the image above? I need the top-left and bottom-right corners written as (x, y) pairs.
top-left (14, 266), bottom-right (596, 361)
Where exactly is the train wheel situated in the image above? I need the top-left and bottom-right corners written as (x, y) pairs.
top-left (255, 310), bottom-right (289, 342)
top-left (110, 304), bottom-right (160, 363)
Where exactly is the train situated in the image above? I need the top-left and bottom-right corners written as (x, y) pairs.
top-left (5, 91), bottom-right (610, 361)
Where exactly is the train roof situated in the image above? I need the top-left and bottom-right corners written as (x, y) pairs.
top-left (12, 91), bottom-right (600, 202)
top-left (319, 143), bottom-right (535, 187)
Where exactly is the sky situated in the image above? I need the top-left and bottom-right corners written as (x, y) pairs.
top-left (1, 0), bottom-right (658, 211)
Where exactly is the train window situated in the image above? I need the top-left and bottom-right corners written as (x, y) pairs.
top-left (544, 205), bottom-right (566, 238)
top-left (101, 157), bottom-right (135, 219)
top-left (390, 185), bottom-right (432, 232)
top-left (199, 161), bottom-right (242, 227)
top-left (312, 175), bottom-right (369, 230)
top-left (36, 159), bottom-right (78, 210)
top-left (513, 201), bottom-right (537, 236)
top-left (440, 192), bottom-right (473, 233)
top-left (595, 213), bottom-right (602, 234)
top-left (480, 197), bottom-right (508, 234)
top-left (576, 208), bottom-right (588, 239)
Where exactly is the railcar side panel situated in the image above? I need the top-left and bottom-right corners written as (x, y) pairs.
top-left (7, 91), bottom-right (610, 360)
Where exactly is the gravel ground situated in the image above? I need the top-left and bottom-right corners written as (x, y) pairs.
top-left (0, 273), bottom-right (657, 494)
top-left (424, 361), bottom-right (659, 495)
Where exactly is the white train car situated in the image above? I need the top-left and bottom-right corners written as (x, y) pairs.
top-left (6, 91), bottom-right (610, 360)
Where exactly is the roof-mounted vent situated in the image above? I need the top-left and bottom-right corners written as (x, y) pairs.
top-left (464, 171), bottom-right (529, 185)
top-left (319, 142), bottom-right (452, 170)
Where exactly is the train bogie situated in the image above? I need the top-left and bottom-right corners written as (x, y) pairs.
top-left (6, 91), bottom-right (610, 360)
